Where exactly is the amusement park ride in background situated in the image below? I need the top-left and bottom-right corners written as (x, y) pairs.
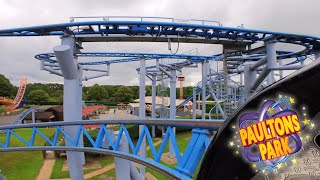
top-left (0, 77), bottom-right (27, 112)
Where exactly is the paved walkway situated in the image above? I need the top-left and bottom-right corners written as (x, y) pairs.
top-left (36, 159), bottom-right (55, 180)
top-left (99, 109), bottom-right (138, 119)
top-left (0, 115), bottom-right (17, 125)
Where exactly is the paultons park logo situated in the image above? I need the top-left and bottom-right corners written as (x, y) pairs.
top-left (230, 95), bottom-right (305, 173)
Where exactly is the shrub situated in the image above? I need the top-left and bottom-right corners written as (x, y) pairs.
top-left (0, 106), bottom-right (7, 115)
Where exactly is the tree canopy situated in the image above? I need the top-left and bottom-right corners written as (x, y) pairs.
top-left (0, 73), bottom-right (196, 105)
top-left (87, 84), bottom-right (109, 101)
top-left (28, 89), bottom-right (50, 105)
top-left (113, 86), bottom-right (133, 102)
top-left (0, 74), bottom-right (16, 98)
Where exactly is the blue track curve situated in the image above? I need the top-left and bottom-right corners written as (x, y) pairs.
top-left (35, 51), bottom-right (307, 66)
top-left (0, 20), bottom-right (319, 59)
top-left (0, 119), bottom-right (222, 179)
top-left (35, 52), bottom-right (221, 65)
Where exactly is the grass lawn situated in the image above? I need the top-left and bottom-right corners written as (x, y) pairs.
top-left (50, 157), bottom-right (105, 179)
top-left (0, 128), bottom-right (56, 180)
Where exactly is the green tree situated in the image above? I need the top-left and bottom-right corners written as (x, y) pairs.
top-left (28, 89), bottom-right (50, 105)
top-left (87, 84), bottom-right (109, 101)
top-left (58, 94), bottom-right (63, 104)
top-left (130, 86), bottom-right (140, 100)
top-left (146, 85), bottom-right (152, 96)
top-left (114, 86), bottom-right (133, 102)
top-left (102, 85), bottom-right (117, 98)
top-left (0, 74), bottom-right (15, 98)
top-left (26, 83), bottom-right (48, 95)
top-left (48, 89), bottom-right (63, 102)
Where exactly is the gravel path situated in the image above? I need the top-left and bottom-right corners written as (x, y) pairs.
top-left (36, 158), bottom-right (55, 180)
top-left (0, 115), bottom-right (16, 125)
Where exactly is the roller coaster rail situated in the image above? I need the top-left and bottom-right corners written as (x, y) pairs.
top-left (35, 52), bottom-right (220, 65)
top-left (0, 119), bottom-right (222, 179)
top-left (0, 20), bottom-right (319, 59)
top-left (69, 16), bottom-right (222, 26)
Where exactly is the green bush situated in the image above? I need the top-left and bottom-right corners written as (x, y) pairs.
top-left (83, 129), bottom-right (99, 148)
top-left (126, 125), bottom-right (140, 139)
top-left (0, 105), bottom-right (7, 115)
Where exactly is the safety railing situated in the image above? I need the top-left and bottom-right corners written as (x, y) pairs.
top-left (0, 119), bottom-right (222, 179)
top-left (69, 16), bottom-right (222, 26)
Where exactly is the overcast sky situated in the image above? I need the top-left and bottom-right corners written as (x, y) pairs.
top-left (0, 0), bottom-right (319, 86)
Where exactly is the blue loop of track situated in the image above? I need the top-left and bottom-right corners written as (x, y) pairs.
top-left (35, 51), bottom-right (307, 66)
top-left (35, 52), bottom-right (221, 65)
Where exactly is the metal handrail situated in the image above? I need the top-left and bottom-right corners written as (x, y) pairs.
top-left (0, 118), bottom-right (223, 130)
top-left (69, 16), bottom-right (222, 26)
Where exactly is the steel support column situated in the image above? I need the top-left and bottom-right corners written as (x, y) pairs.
top-left (266, 42), bottom-right (277, 85)
top-left (139, 56), bottom-right (146, 176)
top-left (201, 61), bottom-right (208, 119)
top-left (32, 109), bottom-right (35, 124)
top-left (251, 42), bottom-right (277, 91)
top-left (244, 64), bottom-right (256, 100)
top-left (169, 69), bottom-right (176, 158)
top-left (54, 36), bottom-right (84, 180)
top-left (222, 49), bottom-right (228, 95)
top-left (114, 131), bottom-right (130, 180)
top-left (151, 75), bottom-right (156, 137)
top-left (192, 87), bottom-right (196, 119)
top-left (278, 60), bottom-right (283, 79)
top-left (198, 93), bottom-right (200, 111)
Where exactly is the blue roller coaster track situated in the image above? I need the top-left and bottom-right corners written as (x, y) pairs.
top-left (0, 20), bottom-right (319, 59)
top-left (35, 52), bottom-right (221, 65)
top-left (0, 119), bottom-right (222, 179)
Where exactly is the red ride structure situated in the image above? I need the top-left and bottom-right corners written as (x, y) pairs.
top-left (0, 77), bottom-right (28, 112)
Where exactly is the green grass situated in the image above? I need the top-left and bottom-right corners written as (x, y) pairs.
top-left (50, 158), bottom-right (69, 178)
top-left (87, 169), bottom-right (116, 180)
top-left (0, 128), bottom-right (56, 180)
top-left (50, 156), bottom-right (108, 179)
top-left (96, 155), bottom-right (114, 167)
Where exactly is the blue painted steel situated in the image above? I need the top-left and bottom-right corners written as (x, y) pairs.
top-left (11, 109), bottom-right (37, 125)
top-left (0, 119), bottom-right (219, 179)
top-left (35, 52), bottom-right (220, 65)
top-left (0, 109), bottom-right (40, 133)
top-left (36, 51), bottom-right (308, 71)
top-left (0, 20), bottom-right (319, 59)
top-left (176, 86), bottom-right (202, 109)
